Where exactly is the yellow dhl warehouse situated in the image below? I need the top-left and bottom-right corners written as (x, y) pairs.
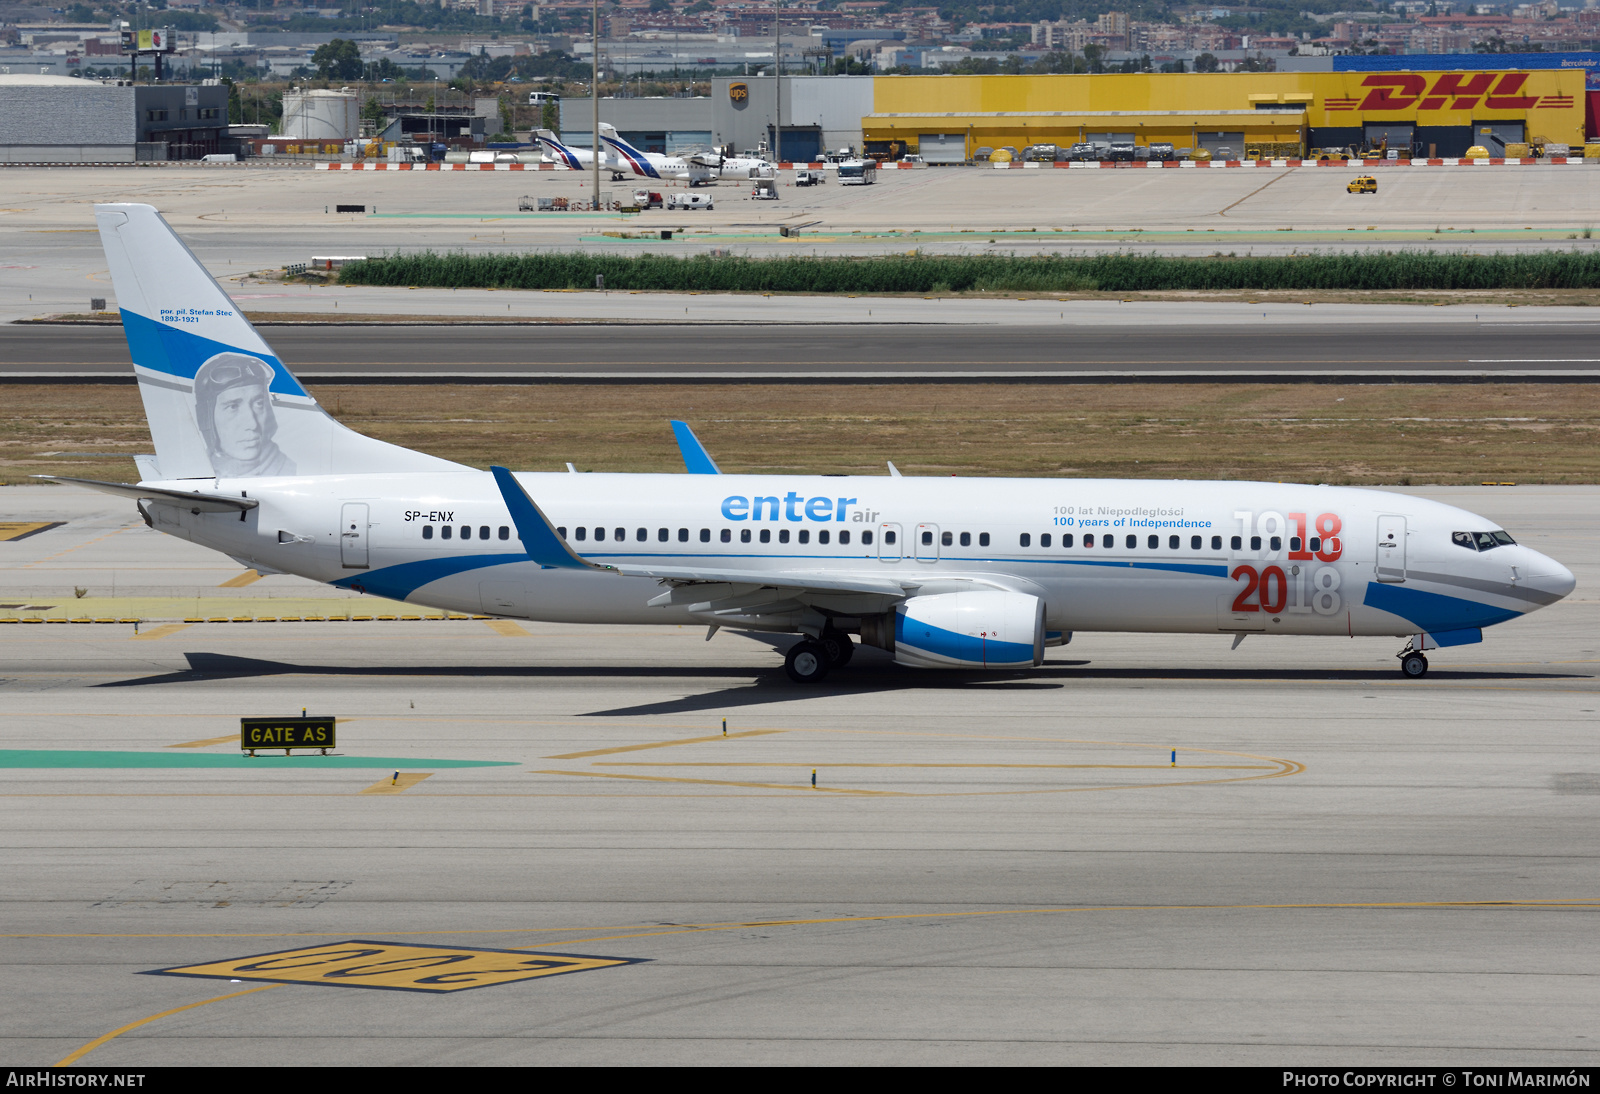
top-left (863, 71), bottom-right (1588, 160)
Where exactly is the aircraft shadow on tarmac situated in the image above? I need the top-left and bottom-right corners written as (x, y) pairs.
top-left (93, 650), bottom-right (1592, 718)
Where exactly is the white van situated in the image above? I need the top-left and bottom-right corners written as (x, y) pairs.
top-left (200, 153), bottom-right (237, 163)
top-left (528, 91), bottom-right (560, 106)
top-left (667, 192), bottom-right (714, 211)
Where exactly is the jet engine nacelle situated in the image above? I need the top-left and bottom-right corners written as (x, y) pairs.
top-left (870, 590), bottom-right (1044, 669)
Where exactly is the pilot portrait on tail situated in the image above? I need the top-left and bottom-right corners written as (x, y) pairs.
top-left (193, 353), bottom-right (296, 477)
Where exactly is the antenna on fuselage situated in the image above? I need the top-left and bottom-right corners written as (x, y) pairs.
top-left (566, 462), bottom-right (577, 473)
top-left (886, 462), bottom-right (902, 477)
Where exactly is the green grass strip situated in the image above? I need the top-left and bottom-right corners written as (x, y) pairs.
top-left (0, 750), bottom-right (515, 769)
top-left (338, 250), bottom-right (1600, 294)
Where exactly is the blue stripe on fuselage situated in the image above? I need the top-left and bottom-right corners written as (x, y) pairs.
top-left (1361, 580), bottom-right (1522, 632)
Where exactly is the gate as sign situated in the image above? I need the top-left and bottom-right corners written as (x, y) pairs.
top-left (1376, 515), bottom-right (1407, 583)
top-left (340, 503), bottom-right (369, 569)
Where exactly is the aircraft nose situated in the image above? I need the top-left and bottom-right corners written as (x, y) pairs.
top-left (1526, 552), bottom-right (1576, 601)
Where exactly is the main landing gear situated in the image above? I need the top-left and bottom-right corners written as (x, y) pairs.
top-left (784, 632), bottom-right (855, 684)
top-left (1397, 640), bottom-right (1429, 679)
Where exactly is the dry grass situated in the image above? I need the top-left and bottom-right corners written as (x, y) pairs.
top-left (2, 382), bottom-right (1595, 486)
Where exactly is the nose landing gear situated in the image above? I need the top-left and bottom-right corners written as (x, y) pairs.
top-left (1398, 640), bottom-right (1429, 679)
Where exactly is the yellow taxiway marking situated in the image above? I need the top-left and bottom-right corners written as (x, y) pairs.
top-left (167, 735), bottom-right (238, 749)
top-left (130, 623), bottom-right (190, 641)
top-left (359, 772), bottom-right (433, 795)
top-left (534, 768), bottom-right (894, 795)
top-left (602, 762), bottom-right (1277, 770)
top-left (217, 570), bottom-right (262, 588)
top-left (55, 984), bottom-right (278, 1067)
top-left (150, 940), bottom-right (639, 994)
top-left (483, 620), bottom-right (531, 637)
top-left (547, 729), bottom-right (785, 760)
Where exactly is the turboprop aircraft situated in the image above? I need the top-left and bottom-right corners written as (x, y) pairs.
top-left (534, 127), bottom-right (717, 186)
top-left (51, 203), bottom-right (1575, 683)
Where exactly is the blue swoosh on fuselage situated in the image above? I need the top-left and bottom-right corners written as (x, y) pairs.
top-left (1361, 581), bottom-right (1522, 632)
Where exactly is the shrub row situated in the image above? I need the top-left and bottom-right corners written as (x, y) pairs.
top-left (338, 250), bottom-right (1600, 293)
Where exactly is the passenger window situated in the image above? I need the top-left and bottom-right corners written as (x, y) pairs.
top-left (1126, 534), bottom-right (1136, 549)
top-left (1310, 537), bottom-right (1320, 552)
top-left (1250, 536), bottom-right (1261, 551)
top-left (480, 526), bottom-right (490, 540)
top-left (1289, 536), bottom-right (1301, 552)
top-left (658, 528), bottom-right (669, 542)
top-left (678, 528), bottom-right (688, 542)
top-left (1062, 533), bottom-right (1074, 548)
top-left (637, 528), bottom-right (647, 542)
top-left (779, 529), bottom-right (790, 544)
top-left (594, 527), bottom-right (606, 541)
top-left (740, 529), bottom-right (751, 543)
top-left (500, 526), bottom-right (510, 540)
top-left (861, 530), bottom-right (872, 545)
top-left (941, 531), bottom-right (952, 547)
top-left (422, 525), bottom-right (434, 540)
top-left (442, 525), bottom-right (453, 540)
top-left (721, 529), bottom-right (731, 543)
top-left (979, 533), bottom-right (989, 547)
top-left (1020, 533), bottom-right (1031, 547)
top-left (1085, 534), bottom-right (1095, 548)
top-left (1230, 535), bottom-right (1241, 550)
top-left (574, 527), bottom-right (586, 541)
top-left (700, 528), bottom-right (710, 542)
top-left (819, 530), bottom-right (829, 545)
top-left (1212, 536), bottom-right (1223, 551)
top-left (799, 529), bottom-right (810, 544)
top-left (460, 526), bottom-right (472, 541)
top-left (1169, 535), bottom-right (1179, 550)
top-left (1148, 535), bottom-right (1159, 550)
top-left (1041, 533), bottom-right (1052, 548)
top-left (556, 526), bottom-right (566, 539)
top-left (759, 529), bottom-right (771, 544)
top-left (1191, 535), bottom-right (1201, 550)
top-left (1269, 536), bottom-right (1281, 552)
top-left (614, 528), bottom-right (625, 542)
top-left (884, 530), bottom-right (896, 545)
top-left (959, 532), bottom-right (971, 547)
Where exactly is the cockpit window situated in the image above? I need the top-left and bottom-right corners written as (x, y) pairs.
top-left (1453, 530), bottom-right (1517, 552)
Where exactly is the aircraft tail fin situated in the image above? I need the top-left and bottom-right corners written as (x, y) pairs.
top-left (597, 126), bottom-right (660, 179)
top-left (533, 129), bottom-right (585, 170)
top-left (94, 203), bottom-right (466, 480)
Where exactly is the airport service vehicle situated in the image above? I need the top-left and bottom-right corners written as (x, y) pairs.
top-left (528, 91), bottom-right (560, 106)
top-left (1107, 142), bottom-right (1137, 162)
top-left (752, 178), bottom-right (778, 200)
top-left (1149, 143), bottom-right (1176, 161)
top-left (794, 169), bottom-right (823, 186)
top-left (1348, 175), bottom-right (1377, 194)
top-left (387, 145), bottom-right (427, 164)
top-left (837, 159), bottom-right (877, 184)
top-left (666, 192), bottom-right (713, 210)
top-left (1066, 143), bottom-right (1096, 162)
top-left (58, 204), bottom-right (1577, 684)
top-left (972, 146), bottom-right (994, 162)
top-left (632, 189), bottom-right (664, 208)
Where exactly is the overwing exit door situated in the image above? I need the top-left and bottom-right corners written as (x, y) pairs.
top-left (1376, 515), bottom-right (1406, 583)
top-left (340, 502), bottom-right (369, 569)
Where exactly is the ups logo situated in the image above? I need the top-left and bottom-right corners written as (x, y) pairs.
top-left (729, 82), bottom-right (748, 103)
top-left (1326, 72), bottom-right (1548, 112)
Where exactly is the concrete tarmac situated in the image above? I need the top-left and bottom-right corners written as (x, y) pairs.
top-left (2, 484), bottom-right (1596, 1065)
top-left (8, 320), bottom-right (1600, 382)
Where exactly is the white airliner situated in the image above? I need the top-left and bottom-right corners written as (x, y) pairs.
top-left (534, 126), bottom-right (717, 186)
top-left (53, 203), bottom-right (1575, 683)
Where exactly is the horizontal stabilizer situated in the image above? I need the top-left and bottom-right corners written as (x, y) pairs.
top-left (36, 475), bottom-right (258, 513)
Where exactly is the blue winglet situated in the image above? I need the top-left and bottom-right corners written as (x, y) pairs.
top-left (670, 420), bottom-right (721, 475)
top-left (489, 465), bottom-right (610, 571)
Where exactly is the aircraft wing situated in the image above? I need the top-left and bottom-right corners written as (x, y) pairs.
top-left (490, 465), bottom-right (915, 602)
top-left (670, 420), bottom-right (720, 474)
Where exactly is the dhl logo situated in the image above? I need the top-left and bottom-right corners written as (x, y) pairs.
top-left (1325, 73), bottom-right (1548, 112)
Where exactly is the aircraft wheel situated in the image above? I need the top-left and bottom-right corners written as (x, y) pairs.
top-left (1400, 652), bottom-right (1429, 679)
top-left (821, 632), bottom-right (854, 668)
top-left (784, 640), bottom-right (831, 684)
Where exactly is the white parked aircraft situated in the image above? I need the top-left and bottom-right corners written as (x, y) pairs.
top-left (534, 126), bottom-right (717, 186)
top-left (53, 204), bottom-right (1575, 683)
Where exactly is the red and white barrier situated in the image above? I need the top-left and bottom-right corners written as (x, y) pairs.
top-left (317, 162), bottom-right (571, 170)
